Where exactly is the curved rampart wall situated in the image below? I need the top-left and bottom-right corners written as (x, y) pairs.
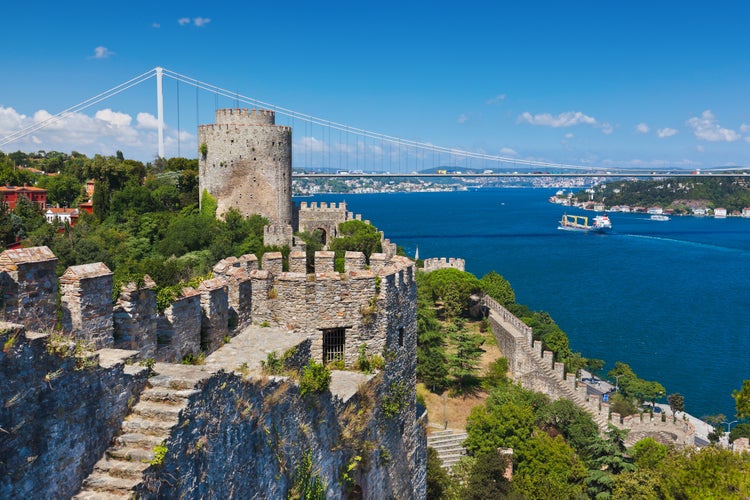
top-left (482, 295), bottom-right (696, 445)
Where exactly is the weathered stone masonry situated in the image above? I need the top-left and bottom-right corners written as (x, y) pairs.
top-left (198, 108), bottom-right (292, 225)
top-left (0, 246), bottom-right (425, 499)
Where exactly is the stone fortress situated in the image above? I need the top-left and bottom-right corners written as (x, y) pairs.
top-left (0, 109), bottom-right (425, 499)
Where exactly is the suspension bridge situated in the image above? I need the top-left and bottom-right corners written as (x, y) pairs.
top-left (2, 67), bottom-right (747, 178)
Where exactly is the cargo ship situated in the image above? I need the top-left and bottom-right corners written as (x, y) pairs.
top-left (558, 213), bottom-right (612, 233)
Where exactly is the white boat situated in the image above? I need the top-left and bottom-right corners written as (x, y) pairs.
top-left (650, 214), bottom-right (670, 221)
top-left (558, 213), bottom-right (612, 233)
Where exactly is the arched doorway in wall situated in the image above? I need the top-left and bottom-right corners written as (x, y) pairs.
top-left (314, 227), bottom-right (327, 246)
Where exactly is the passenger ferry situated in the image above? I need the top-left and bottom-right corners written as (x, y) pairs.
top-left (650, 214), bottom-right (670, 221)
top-left (558, 213), bottom-right (612, 233)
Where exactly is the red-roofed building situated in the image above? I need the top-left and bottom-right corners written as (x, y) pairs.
top-left (0, 185), bottom-right (47, 209)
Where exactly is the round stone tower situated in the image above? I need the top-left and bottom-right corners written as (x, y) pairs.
top-left (198, 108), bottom-right (292, 225)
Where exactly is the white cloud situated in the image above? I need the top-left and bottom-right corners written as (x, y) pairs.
top-left (91, 46), bottom-right (114, 59)
top-left (486, 94), bottom-right (506, 105)
top-left (601, 122), bottom-right (613, 135)
top-left (137, 112), bottom-right (160, 130)
top-left (152, 22), bottom-right (161, 28)
top-left (0, 106), bottom-right (193, 161)
top-left (635, 123), bottom-right (650, 134)
top-left (564, 133), bottom-right (574, 139)
top-left (179, 17), bottom-right (211, 27)
top-left (499, 147), bottom-right (517, 156)
top-left (518, 111), bottom-right (597, 128)
top-left (96, 109), bottom-right (132, 128)
top-left (657, 127), bottom-right (678, 138)
top-left (696, 145), bottom-right (705, 152)
top-left (457, 114), bottom-right (469, 124)
top-left (686, 110), bottom-right (740, 142)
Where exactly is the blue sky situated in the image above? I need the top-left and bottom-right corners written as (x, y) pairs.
top-left (1, 1), bottom-right (749, 170)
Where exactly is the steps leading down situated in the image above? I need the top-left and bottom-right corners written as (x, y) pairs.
top-left (427, 429), bottom-right (469, 469)
top-left (73, 364), bottom-right (206, 499)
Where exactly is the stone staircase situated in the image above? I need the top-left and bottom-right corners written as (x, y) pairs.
top-left (74, 363), bottom-right (208, 499)
top-left (427, 429), bottom-right (468, 469)
top-left (516, 338), bottom-right (610, 432)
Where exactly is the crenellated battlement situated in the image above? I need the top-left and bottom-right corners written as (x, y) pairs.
top-left (423, 257), bottom-right (466, 273)
top-left (1, 247), bottom-right (415, 368)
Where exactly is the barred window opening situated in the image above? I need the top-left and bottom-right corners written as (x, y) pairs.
top-left (322, 327), bottom-right (346, 364)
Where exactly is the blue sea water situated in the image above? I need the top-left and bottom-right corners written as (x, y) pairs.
top-left (300, 188), bottom-right (750, 420)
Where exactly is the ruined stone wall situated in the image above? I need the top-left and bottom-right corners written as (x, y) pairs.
top-left (198, 108), bottom-right (292, 225)
top-left (0, 323), bottom-right (148, 499)
top-left (198, 278), bottom-right (229, 352)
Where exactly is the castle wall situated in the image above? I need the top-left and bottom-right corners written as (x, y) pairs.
top-left (156, 288), bottom-right (202, 362)
top-left (198, 108), bottom-right (292, 225)
top-left (59, 263), bottom-right (114, 350)
top-left (198, 278), bottom-right (229, 352)
top-left (0, 246), bottom-right (58, 332)
top-left (135, 369), bottom-right (424, 499)
top-left (0, 243), bottom-right (425, 499)
top-left (0, 323), bottom-right (148, 499)
top-left (423, 257), bottom-right (466, 273)
top-left (113, 276), bottom-right (157, 358)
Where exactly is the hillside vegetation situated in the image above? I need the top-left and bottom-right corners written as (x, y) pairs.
top-left (576, 176), bottom-right (750, 213)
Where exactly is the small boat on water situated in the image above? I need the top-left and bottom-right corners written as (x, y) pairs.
top-left (650, 214), bottom-right (670, 221)
top-left (558, 213), bottom-right (612, 233)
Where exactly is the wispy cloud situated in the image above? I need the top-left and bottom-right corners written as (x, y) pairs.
top-left (90, 46), bottom-right (114, 59)
top-left (499, 147), bottom-right (517, 156)
top-left (518, 111), bottom-right (596, 128)
top-left (486, 94), bottom-right (506, 105)
top-left (635, 123), bottom-right (650, 134)
top-left (686, 110), bottom-right (739, 142)
top-left (457, 114), bottom-right (469, 124)
top-left (179, 17), bottom-right (211, 27)
top-left (657, 128), bottom-right (678, 138)
top-left (152, 22), bottom-right (161, 28)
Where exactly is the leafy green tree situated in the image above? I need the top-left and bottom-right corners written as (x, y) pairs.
top-left (328, 219), bottom-right (382, 260)
top-left (667, 393), bottom-right (684, 422)
top-left (535, 398), bottom-right (600, 456)
top-left (13, 195), bottom-right (46, 237)
top-left (657, 446), bottom-right (750, 498)
top-left (463, 450), bottom-right (516, 500)
top-left (514, 432), bottom-right (587, 499)
top-left (426, 447), bottom-right (452, 500)
top-left (733, 380), bottom-right (750, 419)
top-left (479, 271), bottom-right (515, 306)
top-left (464, 401), bottom-right (535, 456)
top-left (729, 422), bottom-right (750, 444)
top-left (36, 173), bottom-right (82, 207)
top-left (703, 414), bottom-right (726, 444)
top-left (91, 179), bottom-right (110, 220)
top-left (422, 268), bottom-right (481, 319)
top-left (448, 326), bottom-right (484, 393)
top-left (630, 437), bottom-right (668, 470)
top-left (585, 425), bottom-right (635, 498)
top-left (483, 357), bottom-right (509, 389)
